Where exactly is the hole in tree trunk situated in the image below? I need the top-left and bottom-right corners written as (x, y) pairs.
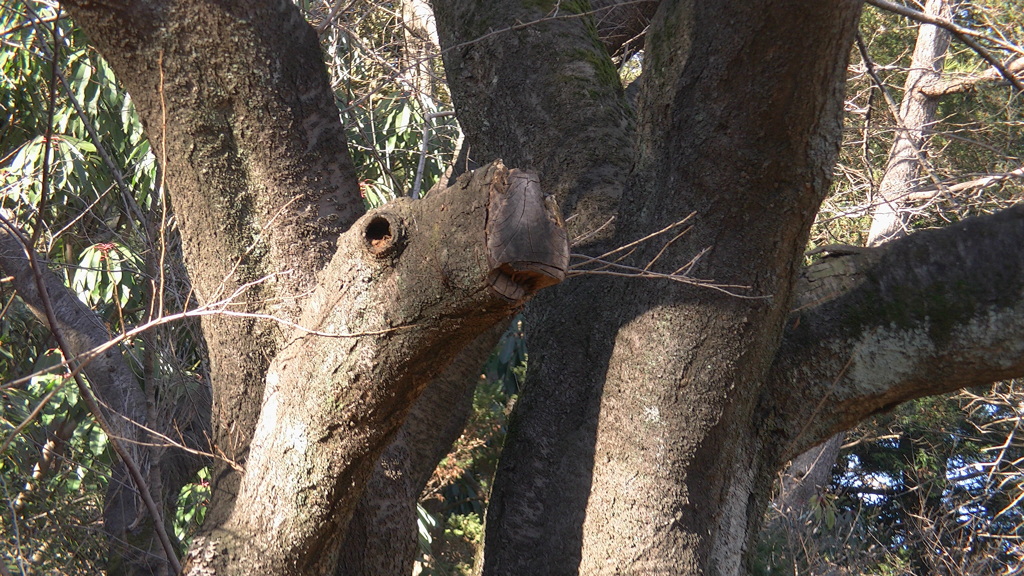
top-left (364, 214), bottom-right (404, 258)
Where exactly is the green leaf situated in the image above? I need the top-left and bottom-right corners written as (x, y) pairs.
top-left (88, 427), bottom-right (108, 456)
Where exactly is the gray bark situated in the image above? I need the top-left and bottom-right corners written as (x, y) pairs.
top-left (178, 162), bottom-right (567, 575)
top-left (776, 0), bottom-right (955, 523)
top-left (432, 0), bottom-right (634, 244)
top-left (773, 435), bottom-right (843, 518)
top-left (770, 205), bottom-right (1024, 460)
top-left (434, 1), bottom-right (863, 573)
top-left (52, 1), bottom-right (1024, 574)
top-left (64, 1), bottom-right (364, 541)
top-left (866, 0), bottom-right (953, 245)
top-left (337, 323), bottom-right (506, 576)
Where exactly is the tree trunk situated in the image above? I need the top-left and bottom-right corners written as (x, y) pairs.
top-left (64, 3), bottom-right (365, 553)
top-left (432, 1), bottom-right (863, 573)
top-left (866, 0), bottom-right (954, 245)
top-left (401, 0), bottom-right (441, 102)
top-left (183, 162), bottom-right (568, 575)
top-left (55, 1), bottom-right (1024, 574)
top-left (338, 1), bottom-right (664, 571)
top-left (64, 3), bottom-right (573, 574)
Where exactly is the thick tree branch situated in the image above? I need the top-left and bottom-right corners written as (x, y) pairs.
top-left (65, 0), bottom-right (361, 301)
top-left (0, 221), bottom-right (148, 475)
top-left (770, 205), bottom-right (1024, 461)
top-left (338, 322), bottom-right (507, 576)
top-left (184, 162), bottom-right (568, 575)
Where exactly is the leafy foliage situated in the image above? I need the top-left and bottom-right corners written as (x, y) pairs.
top-left (0, 3), bottom-right (152, 571)
top-left (306, 0), bottom-right (463, 205)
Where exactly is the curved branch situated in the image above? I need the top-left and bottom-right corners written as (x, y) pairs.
top-left (338, 321), bottom-right (507, 575)
top-left (770, 205), bottom-right (1024, 461)
top-left (0, 218), bottom-right (179, 573)
top-left (0, 220), bottom-right (148, 467)
top-left (64, 0), bottom-right (362, 298)
top-left (184, 161), bottom-right (569, 575)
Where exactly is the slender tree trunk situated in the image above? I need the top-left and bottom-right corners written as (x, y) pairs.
top-left (401, 0), bottom-right (441, 102)
top-left (866, 0), bottom-right (954, 245)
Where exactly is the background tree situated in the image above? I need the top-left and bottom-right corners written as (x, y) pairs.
top-left (766, 0), bottom-right (1024, 573)
top-left (2, 1), bottom-right (1023, 576)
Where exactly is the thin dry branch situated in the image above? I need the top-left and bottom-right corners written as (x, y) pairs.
top-left (906, 166), bottom-right (1024, 201)
top-left (0, 270), bottom-right (419, 394)
top-left (568, 214), bottom-right (765, 299)
top-left (922, 56), bottom-right (1024, 96)
top-left (856, 34), bottom-right (950, 201)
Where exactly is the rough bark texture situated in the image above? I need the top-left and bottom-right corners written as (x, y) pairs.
top-left (65, 2), bottom-right (570, 574)
top-left (772, 434), bottom-right (842, 518)
top-left (337, 2), bottom-right (652, 569)
top-left (777, 0), bottom-right (954, 523)
top-left (434, 0), bottom-right (863, 573)
top-left (337, 322), bottom-right (506, 576)
top-left (432, 0), bottom-right (634, 243)
top-left (770, 205), bottom-right (1024, 460)
top-left (178, 162), bottom-right (567, 575)
top-left (771, 248), bottom-right (883, 519)
top-left (51, 0), bottom-right (1024, 574)
top-left (64, 0), bottom-right (364, 541)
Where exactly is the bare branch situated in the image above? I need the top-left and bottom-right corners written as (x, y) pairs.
top-left (922, 56), bottom-right (1024, 96)
top-left (906, 166), bottom-right (1024, 201)
top-left (568, 213), bottom-right (766, 299)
